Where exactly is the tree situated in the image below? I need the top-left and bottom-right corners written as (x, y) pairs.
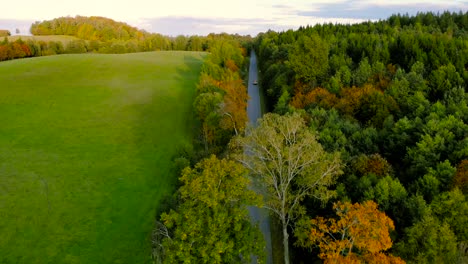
top-left (352, 153), bottom-right (393, 177)
top-left (431, 189), bottom-right (468, 242)
top-left (219, 79), bottom-right (248, 135)
top-left (65, 40), bottom-right (87, 54)
top-left (296, 201), bottom-right (405, 264)
top-left (173, 35), bottom-right (188, 50)
top-left (363, 175), bottom-right (407, 211)
top-left (395, 215), bottom-right (458, 263)
top-left (353, 57), bottom-right (372, 87)
top-left (153, 155), bottom-right (264, 263)
top-left (453, 160), bottom-right (468, 193)
top-left (428, 64), bottom-right (464, 101)
top-left (290, 87), bottom-right (338, 110)
top-left (289, 34), bottom-right (329, 87)
top-left (193, 92), bottom-right (223, 151)
top-left (233, 112), bottom-right (342, 264)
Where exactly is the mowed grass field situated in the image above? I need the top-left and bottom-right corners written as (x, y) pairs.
top-left (0, 51), bottom-right (205, 263)
top-left (7, 35), bottom-right (81, 44)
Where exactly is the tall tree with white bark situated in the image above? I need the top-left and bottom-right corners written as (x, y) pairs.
top-left (232, 112), bottom-right (342, 264)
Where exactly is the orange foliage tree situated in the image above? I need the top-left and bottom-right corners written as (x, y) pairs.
top-left (453, 160), bottom-right (468, 194)
top-left (336, 84), bottom-right (380, 116)
top-left (297, 201), bottom-right (405, 264)
top-left (290, 86), bottom-right (338, 110)
top-left (336, 84), bottom-right (398, 127)
top-left (219, 79), bottom-right (248, 135)
top-left (353, 154), bottom-right (393, 177)
top-left (0, 45), bottom-right (8, 60)
top-left (369, 63), bottom-right (397, 91)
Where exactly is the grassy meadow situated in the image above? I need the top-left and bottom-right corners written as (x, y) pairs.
top-left (7, 35), bottom-right (81, 44)
top-left (0, 51), bottom-right (205, 263)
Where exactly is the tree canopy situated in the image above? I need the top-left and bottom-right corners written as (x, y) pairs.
top-left (233, 112), bottom-right (342, 264)
top-left (254, 10), bottom-right (468, 263)
top-left (153, 156), bottom-right (264, 263)
top-left (297, 201), bottom-right (405, 264)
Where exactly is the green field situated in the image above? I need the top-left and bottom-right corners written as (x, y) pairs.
top-left (0, 51), bottom-right (205, 263)
top-left (7, 35), bottom-right (81, 44)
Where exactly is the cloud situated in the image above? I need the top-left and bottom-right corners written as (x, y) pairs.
top-left (2, 0), bottom-right (467, 37)
top-left (138, 16), bottom-right (292, 36)
top-left (272, 4), bottom-right (292, 9)
top-left (0, 19), bottom-right (34, 35)
top-left (356, 0), bottom-right (468, 8)
top-left (298, 0), bottom-right (468, 20)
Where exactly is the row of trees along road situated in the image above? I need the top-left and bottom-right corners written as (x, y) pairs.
top-left (151, 35), bottom-right (260, 263)
top-left (254, 11), bottom-right (468, 263)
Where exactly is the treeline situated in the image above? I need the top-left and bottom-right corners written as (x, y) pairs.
top-left (0, 38), bottom-right (33, 60)
top-left (30, 16), bottom-right (144, 41)
top-left (255, 11), bottom-right (468, 263)
top-left (0, 37), bottom-right (92, 61)
top-left (30, 16), bottom-right (254, 52)
top-left (0, 33), bottom-right (249, 61)
top-left (151, 36), bottom-right (259, 263)
top-left (0, 16), bottom-right (253, 62)
top-left (193, 37), bottom-right (250, 154)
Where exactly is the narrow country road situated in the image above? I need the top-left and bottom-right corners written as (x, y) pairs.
top-left (247, 50), bottom-right (273, 264)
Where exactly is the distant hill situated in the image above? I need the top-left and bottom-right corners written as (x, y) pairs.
top-left (0, 29), bottom-right (10, 37)
top-left (0, 16), bottom-right (251, 62)
top-left (30, 16), bottom-right (146, 42)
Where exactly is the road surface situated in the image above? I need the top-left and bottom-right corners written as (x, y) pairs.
top-left (247, 50), bottom-right (273, 264)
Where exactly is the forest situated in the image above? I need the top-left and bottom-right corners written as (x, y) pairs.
top-left (252, 11), bottom-right (468, 263)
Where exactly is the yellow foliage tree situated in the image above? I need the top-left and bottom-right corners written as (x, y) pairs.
top-left (219, 79), bottom-right (248, 135)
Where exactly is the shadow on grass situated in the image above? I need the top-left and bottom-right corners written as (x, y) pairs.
top-left (117, 51), bottom-right (206, 263)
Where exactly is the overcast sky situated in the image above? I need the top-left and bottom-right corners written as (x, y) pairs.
top-left (1, 0), bottom-right (467, 36)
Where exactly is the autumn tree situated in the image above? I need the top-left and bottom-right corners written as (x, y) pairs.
top-left (153, 156), bottom-right (264, 263)
top-left (193, 37), bottom-right (248, 154)
top-left (352, 153), bottom-right (393, 177)
top-left (219, 79), bottom-right (248, 135)
top-left (232, 112), bottom-right (342, 264)
top-left (453, 160), bottom-right (468, 193)
top-left (193, 91), bottom-right (223, 150)
top-left (297, 200), bottom-right (405, 264)
top-left (290, 86), bottom-right (338, 110)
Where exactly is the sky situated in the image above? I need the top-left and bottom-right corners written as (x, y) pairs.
top-left (1, 0), bottom-right (467, 36)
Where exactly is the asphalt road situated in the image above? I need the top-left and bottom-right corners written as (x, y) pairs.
top-left (247, 50), bottom-right (273, 264)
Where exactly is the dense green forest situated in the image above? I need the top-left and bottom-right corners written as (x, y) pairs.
top-left (255, 11), bottom-right (468, 263)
